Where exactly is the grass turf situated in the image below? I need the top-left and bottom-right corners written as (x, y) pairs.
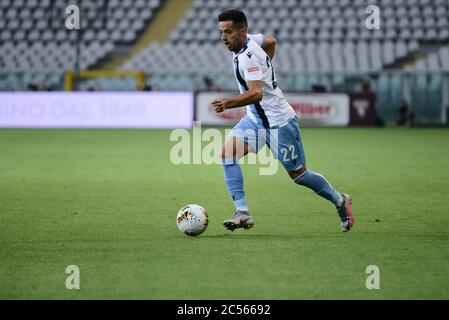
top-left (0, 128), bottom-right (448, 299)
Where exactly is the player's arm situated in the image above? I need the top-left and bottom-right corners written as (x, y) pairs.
top-left (212, 81), bottom-right (263, 113)
top-left (261, 35), bottom-right (277, 60)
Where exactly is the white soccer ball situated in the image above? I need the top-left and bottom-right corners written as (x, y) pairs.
top-left (176, 204), bottom-right (208, 236)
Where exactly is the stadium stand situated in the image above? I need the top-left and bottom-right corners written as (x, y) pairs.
top-left (1, 0), bottom-right (448, 75)
top-left (117, 0), bottom-right (449, 125)
top-left (0, 0), bottom-right (163, 72)
top-left (0, 0), bottom-right (448, 103)
top-left (122, 0), bottom-right (449, 78)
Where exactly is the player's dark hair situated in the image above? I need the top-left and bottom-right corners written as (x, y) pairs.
top-left (218, 9), bottom-right (248, 29)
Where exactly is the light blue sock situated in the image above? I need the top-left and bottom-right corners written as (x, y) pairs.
top-left (294, 170), bottom-right (341, 206)
top-left (222, 158), bottom-right (248, 211)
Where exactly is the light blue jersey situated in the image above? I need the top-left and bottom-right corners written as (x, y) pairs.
top-left (232, 34), bottom-right (296, 128)
top-left (229, 34), bottom-right (303, 171)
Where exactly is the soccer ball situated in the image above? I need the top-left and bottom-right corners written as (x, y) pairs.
top-left (176, 204), bottom-right (208, 236)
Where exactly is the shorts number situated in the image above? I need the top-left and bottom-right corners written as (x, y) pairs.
top-left (280, 145), bottom-right (298, 162)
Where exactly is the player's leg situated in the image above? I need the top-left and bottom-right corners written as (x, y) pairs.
top-left (221, 136), bottom-right (250, 212)
top-left (221, 116), bottom-right (264, 231)
top-left (290, 167), bottom-right (354, 232)
top-left (270, 117), bottom-right (354, 232)
top-left (221, 136), bottom-right (254, 230)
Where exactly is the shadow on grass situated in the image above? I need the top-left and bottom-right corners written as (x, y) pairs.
top-left (198, 233), bottom-right (311, 240)
top-left (195, 231), bottom-right (372, 241)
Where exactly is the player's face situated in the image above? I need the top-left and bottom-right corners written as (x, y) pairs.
top-left (219, 21), bottom-right (246, 53)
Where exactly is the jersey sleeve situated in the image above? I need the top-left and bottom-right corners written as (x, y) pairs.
top-left (247, 33), bottom-right (264, 48)
top-left (241, 52), bottom-right (264, 82)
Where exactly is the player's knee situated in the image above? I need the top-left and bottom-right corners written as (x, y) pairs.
top-left (221, 140), bottom-right (249, 160)
top-left (221, 147), bottom-right (237, 160)
top-left (288, 165), bottom-right (307, 180)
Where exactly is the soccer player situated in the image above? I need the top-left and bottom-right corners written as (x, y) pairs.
top-left (212, 10), bottom-right (354, 232)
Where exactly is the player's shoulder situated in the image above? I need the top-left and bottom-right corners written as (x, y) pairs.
top-left (239, 42), bottom-right (265, 64)
top-left (247, 39), bottom-right (265, 54)
top-left (247, 33), bottom-right (264, 47)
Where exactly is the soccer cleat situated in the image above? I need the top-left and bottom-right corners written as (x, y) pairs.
top-left (223, 210), bottom-right (254, 231)
top-left (337, 193), bottom-right (354, 232)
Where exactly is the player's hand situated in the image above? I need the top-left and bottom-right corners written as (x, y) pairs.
top-left (211, 99), bottom-right (230, 113)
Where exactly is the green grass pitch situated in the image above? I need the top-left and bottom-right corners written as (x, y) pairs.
top-left (0, 128), bottom-right (448, 299)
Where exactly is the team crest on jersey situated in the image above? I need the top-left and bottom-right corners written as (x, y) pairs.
top-left (246, 51), bottom-right (252, 59)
